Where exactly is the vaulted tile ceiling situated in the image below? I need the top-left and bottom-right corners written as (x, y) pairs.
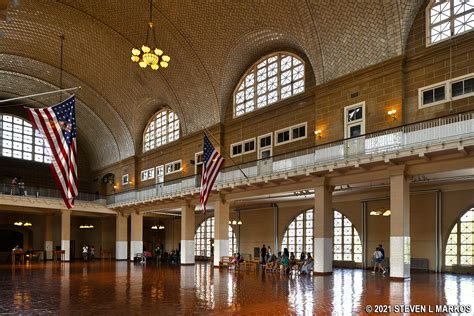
top-left (0, 0), bottom-right (424, 170)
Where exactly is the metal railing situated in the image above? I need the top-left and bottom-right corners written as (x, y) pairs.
top-left (0, 184), bottom-right (104, 202)
top-left (108, 112), bottom-right (474, 206)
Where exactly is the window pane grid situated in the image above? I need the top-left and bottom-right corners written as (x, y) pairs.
top-left (234, 53), bottom-right (305, 117)
top-left (281, 209), bottom-right (362, 263)
top-left (445, 209), bottom-right (474, 267)
top-left (143, 110), bottom-right (180, 152)
top-left (429, 0), bottom-right (474, 44)
top-left (0, 114), bottom-right (51, 163)
top-left (194, 217), bottom-right (237, 258)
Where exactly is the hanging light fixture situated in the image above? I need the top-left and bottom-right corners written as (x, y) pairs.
top-left (131, 0), bottom-right (170, 70)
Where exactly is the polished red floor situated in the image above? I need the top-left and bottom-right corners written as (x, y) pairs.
top-left (0, 262), bottom-right (473, 314)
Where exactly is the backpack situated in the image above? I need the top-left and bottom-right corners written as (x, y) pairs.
top-left (374, 250), bottom-right (382, 259)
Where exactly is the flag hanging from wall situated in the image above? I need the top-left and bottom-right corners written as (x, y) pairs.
top-left (200, 133), bottom-right (224, 214)
top-left (25, 95), bottom-right (78, 209)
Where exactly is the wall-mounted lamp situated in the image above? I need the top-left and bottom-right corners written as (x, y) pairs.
top-left (228, 220), bottom-right (242, 225)
top-left (387, 109), bottom-right (397, 120)
top-left (314, 129), bottom-right (322, 139)
top-left (128, 181), bottom-right (133, 185)
top-left (113, 184), bottom-right (118, 189)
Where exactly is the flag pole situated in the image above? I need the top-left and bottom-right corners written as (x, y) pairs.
top-left (203, 126), bottom-right (248, 180)
top-left (0, 87), bottom-right (81, 104)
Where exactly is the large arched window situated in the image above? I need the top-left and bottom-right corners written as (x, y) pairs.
top-left (445, 207), bottom-right (474, 267)
top-left (194, 217), bottom-right (237, 257)
top-left (143, 109), bottom-right (180, 152)
top-left (427, 0), bottom-right (474, 45)
top-left (233, 52), bottom-right (305, 117)
top-left (0, 114), bottom-right (51, 163)
top-left (281, 209), bottom-right (362, 263)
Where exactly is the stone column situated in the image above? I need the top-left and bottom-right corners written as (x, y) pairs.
top-left (180, 200), bottom-right (196, 265)
top-left (389, 167), bottom-right (410, 279)
top-left (130, 211), bottom-right (143, 261)
top-left (61, 210), bottom-right (71, 261)
top-left (313, 179), bottom-right (333, 275)
top-left (116, 213), bottom-right (128, 260)
top-left (45, 214), bottom-right (54, 260)
top-left (213, 199), bottom-right (229, 267)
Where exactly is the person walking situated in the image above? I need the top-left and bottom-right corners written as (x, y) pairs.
top-left (260, 244), bottom-right (267, 265)
top-left (372, 246), bottom-right (386, 274)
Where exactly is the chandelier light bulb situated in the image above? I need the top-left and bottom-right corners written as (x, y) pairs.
top-left (139, 61), bottom-right (147, 68)
top-left (162, 55), bottom-right (170, 62)
top-left (151, 64), bottom-right (159, 70)
top-left (131, 55), bottom-right (140, 62)
top-left (155, 48), bottom-right (163, 56)
top-left (132, 48), bottom-right (141, 56)
top-left (160, 61), bottom-right (168, 68)
top-left (142, 45), bottom-right (151, 53)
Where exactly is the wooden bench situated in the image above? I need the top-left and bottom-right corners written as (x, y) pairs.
top-left (219, 256), bottom-right (231, 268)
top-left (236, 261), bottom-right (257, 271)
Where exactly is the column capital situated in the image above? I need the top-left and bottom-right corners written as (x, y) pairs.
top-left (116, 211), bottom-right (130, 218)
top-left (181, 198), bottom-right (197, 209)
top-left (388, 164), bottom-right (406, 177)
top-left (313, 176), bottom-right (328, 187)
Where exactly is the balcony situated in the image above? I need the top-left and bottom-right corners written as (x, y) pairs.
top-left (0, 184), bottom-right (113, 213)
top-left (108, 111), bottom-right (474, 207)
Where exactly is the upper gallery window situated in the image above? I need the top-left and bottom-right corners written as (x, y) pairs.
top-left (143, 109), bottom-right (180, 152)
top-left (233, 52), bottom-right (305, 117)
top-left (0, 114), bottom-right (51, 163)
top-left (428, 0), bottom-right (474, 45)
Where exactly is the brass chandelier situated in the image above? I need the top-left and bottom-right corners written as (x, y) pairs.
top-left (131, 0), bottom-right (170, 70)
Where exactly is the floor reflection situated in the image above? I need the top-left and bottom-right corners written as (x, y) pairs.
top-left (0, 262), bottom-right (473, 314)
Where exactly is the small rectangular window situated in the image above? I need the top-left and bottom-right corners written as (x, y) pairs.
top-left (165, 160), bottom-right (182, 175)
top-left (347, 107), bottom-right (363, 122)
top-left (261, 149), bottom-right (271, 159)
top-left (292, 125), bottom-right (306, 139)
top-left (277, 130), bottom-right (290, 143)
top-left (244, 140), bottom-right (255, 152)
top-left (420, 84), bottom-right (446, 107)
top-left (232, 144), bottom-right (242, 156)
top-left (452, 77), bottom-right (474, 98)
top-left (122, 174), bottom-right (129, 185)
top-left (260, 135), bottom-right (271, 148)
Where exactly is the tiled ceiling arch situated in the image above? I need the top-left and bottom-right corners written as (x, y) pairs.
top-left (0, 0), bottom-right (425, 169)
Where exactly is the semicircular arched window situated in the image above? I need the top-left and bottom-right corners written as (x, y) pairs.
top-left (143, 109), bottom-right (180, 152)
top-left (281, 209), bottom-right (362, 263)
top-left (194, 217), bottom-right (237, 257)
top-left (445, 207), bottom-right (474, 267)
top-left (0, 114), bottom-right (51, 163)
top-left (427, 0), bottom-right (474, 45)
top-left (233, 52), bottom-right (305, 117)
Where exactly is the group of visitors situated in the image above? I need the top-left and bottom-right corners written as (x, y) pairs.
top-left (260, 244), bottom-right (314, 275)
top-left (11, 177), bottom-right (26, 196)
top-left (229, 253), bottom-right (245, 267)
top-left (81, 244), bottom-right (95, 262)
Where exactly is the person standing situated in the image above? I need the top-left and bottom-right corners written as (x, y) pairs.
top-left (82, 245), bottom-right (88, 262)
top-left (378, 244), bottom-right (386, 274)
top-left (11, 177), bottom-right (18, 195)
top-left (90, 245), bottom-right (95, 261)
top-left (260, 244), bottom-right (267, 265)
top-left (18, 178), bottom-right (25, 196)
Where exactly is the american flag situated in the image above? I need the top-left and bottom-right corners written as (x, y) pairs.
top-left (200, 133), bottom-right (224, 213)
top-left (25, 96), bottom-right (78, 209)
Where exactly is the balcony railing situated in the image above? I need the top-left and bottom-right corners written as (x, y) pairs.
top-left (108, 111), bottom-right (474, 206)
top-left (0, 184), bottom-right (104, 202)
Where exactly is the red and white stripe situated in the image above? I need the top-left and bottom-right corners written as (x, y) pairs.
top-left (200, 150), bottom-right (224, 213)
top-left (26, 108), bottom-right (77, 209)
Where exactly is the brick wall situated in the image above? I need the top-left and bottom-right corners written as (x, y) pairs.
top-left (93, 4), bottom-right (474, 191)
